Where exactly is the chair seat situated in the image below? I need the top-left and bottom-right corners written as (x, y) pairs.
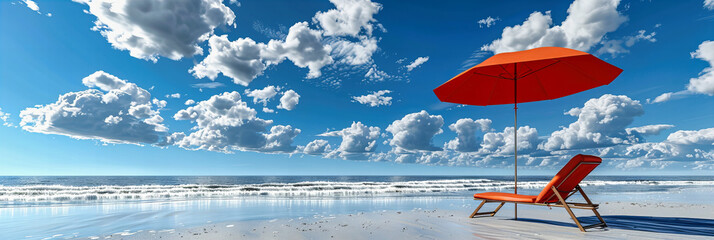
top-left (473, 192), bottom-right (537, 203)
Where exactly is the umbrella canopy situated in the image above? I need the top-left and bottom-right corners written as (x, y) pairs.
top-left (434, 47), bottom-right (622, 106)
top-left (433, 47), bottom-right (622, 220)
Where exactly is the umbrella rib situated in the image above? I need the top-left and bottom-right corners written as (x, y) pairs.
top-left (472, 72), bottom-right (514, 80)
top-left (499, 65), bottom-right (514, 79)
top-left (517, 60), bottom-right (561, 79)
top-left (532, 72), bottom-right (550, 99)
top-left (560, 60), bottom-right (600, 84)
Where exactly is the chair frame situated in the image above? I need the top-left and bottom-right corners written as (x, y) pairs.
top-left (469, 185), bottom-right (607, 232)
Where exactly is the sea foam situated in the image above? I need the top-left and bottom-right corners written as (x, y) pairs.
top-left (1, 179), bottom-right (711, 202)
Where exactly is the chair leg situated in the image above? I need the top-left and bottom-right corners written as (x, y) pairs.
top-left (469, 200), bottom-right (505, 218)
top-left (470, 200), bottom-right (486, 218)
top-left (576, 185), bottom-right (607, 227)
top-left (552, 186), bottom-right (585, 232)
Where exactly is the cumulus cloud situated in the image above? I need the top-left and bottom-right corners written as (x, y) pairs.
top-left (615, 127), bottom-right (714, 169)
top-left (245, 86), bottom-right (280, 106)
top-left (666, 127), bottom-right (714, 146)
top-left (190, 22), bottom-right (333, 85)
top-left (166, 93), bottom-right (181, 99)
top-left (445, 118), bottom-right (492, 152)
top-left (386, 110), bottom-right (444, 153)
top-left (482, 0), bottom-right (627, 54)
top-left (277, 90), bottom-right (300, 111)
top-left (76, 0), bottom-right (236, 62)
top-left (172, 91), bottom-right (300, 153)
top-left (302, 139), bottom-right (331, 155)
top-left (405, 57), bottom-right (429, 71)
top-left (687, 41), bottom-right (714, 95)
top-left (541, 94), bottom-right (644, 151)
top-left (706, 0), bottom-right (714, 10)
top-left (626, 124), bottom-right (675, 136)
top-left (190, 0), bottom-right (385, 86)
top-left (184, 99), bottom-right (196, 105)
top-left (478, 16), bottom-right (499, 28)
top-left (482, 126), bottom-right (540, 155)
top-left (320, 122), bottom-right (380, 159)
top-left (650, 41), bottom-right (714, 103)
top-left (20, 71), bottom-right (168, 145)
top-left (352, 90), bottom-right (392, 107)
top-left (313, 0), bottom-right (382, 37)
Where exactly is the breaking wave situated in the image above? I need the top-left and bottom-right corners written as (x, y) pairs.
top-left (1, 179), bottom-right (711, 202)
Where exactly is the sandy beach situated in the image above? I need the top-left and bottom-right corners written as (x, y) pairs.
top-left (87, 201), bottom-right (714, 240)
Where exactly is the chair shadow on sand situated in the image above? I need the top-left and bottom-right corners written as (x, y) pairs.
top-left (516, 215), bottom-right (714, 237)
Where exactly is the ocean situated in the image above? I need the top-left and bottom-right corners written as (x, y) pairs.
top-left (1, 175), bottom-right (712, 239)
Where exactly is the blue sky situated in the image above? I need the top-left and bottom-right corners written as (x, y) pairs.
top-left (1, 0), bottom-right (713, 175)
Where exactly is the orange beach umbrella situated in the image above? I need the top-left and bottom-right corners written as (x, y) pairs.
top-left (434, 47), bottom-right (622, 219)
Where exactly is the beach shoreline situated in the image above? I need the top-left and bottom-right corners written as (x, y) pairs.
top-left (89, 201), bottom-right (714, 240)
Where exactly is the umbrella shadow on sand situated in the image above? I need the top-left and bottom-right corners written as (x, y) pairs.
top-left (516, 215), bottom-right (714, 237)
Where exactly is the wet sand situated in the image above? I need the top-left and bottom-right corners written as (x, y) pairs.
top-left (91, 201), bottom-right (714, 240)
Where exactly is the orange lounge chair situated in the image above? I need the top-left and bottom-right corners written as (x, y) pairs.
top-left (469, 154), bottom-right (607, 232)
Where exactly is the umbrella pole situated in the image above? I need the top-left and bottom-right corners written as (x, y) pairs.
top-left (514, 63), bottom-right (518, 220)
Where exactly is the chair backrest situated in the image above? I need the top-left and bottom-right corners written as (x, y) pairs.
top-left (535, 154), bottom-right (601, 203)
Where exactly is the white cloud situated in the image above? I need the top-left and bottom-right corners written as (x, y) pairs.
top-left (277, 90), bottom-right (300, 111)
top-left (320, 122), bottom-right (380, 159)
top-left (152, 98), bottom-right (167, 109)
top-left (649, 89), bottom-right (696, 104)
top-left (23, 0), bottom-right (39, 11)
top-left (245, 86), bottom-right (280, 106)
top-left (262, 107), bottom-right (275, 113)
top-left (386, 110), bottom-right (444, 153)
top-left (405, 57), bottom-right (429, 71)
top-left (172, 91), bottom-right (300, 153)
top-left (76, 0), bottom-right (235, 62)
top-left (352, 90), bottom-right (392, 107)
top-left (0, 107), bottom-right (13, 127)
top-left (541, 94), bottom-right (644, 151)
top-left (189, 0), bottom-right (385, 86)
top-left (303, 139), bottom-right (331, 155)
top-left (445, 118), bottom-right (492, 152)
top-left (626, 124), bottom-right (674, 136)
top-left (104, 115), bottom-right (122, 125)
top-left (666, 127), bottom-right (714, 146)
top-left (478, 16), bottom-right (499, 28)
top-left (20, 71), bottom-right (168, 145)
top-left (313, 0), bottom-right (382, 37)
top-left (184, 99), bottom-right (196, 105)
top-left (706, 0), bottom-right (714, 10)
top-left (597, 30), bottom-right (656, 58)
top-left (481, 126), bottom-right (540, 155)
top-left (328, 37), bottom-right (378, 65)
top-left (615, 127), bottom-right (714, 168)
top-left (190, 22), bottom-right (333, 86)
top-left (364, 66), bottom-right (390, 81)
top-left (651, 41), bottom-right (714, 103)
top-left (482, 0), bottom-right (627, 54)
top-left (166, 93), bottom-right (181, 99)
top-left (263, 23), bottom-right (335, 79)
top-left (687, 41), bottom-right (714, 95)
top-left (22, 0), bottom-right (49, 16)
